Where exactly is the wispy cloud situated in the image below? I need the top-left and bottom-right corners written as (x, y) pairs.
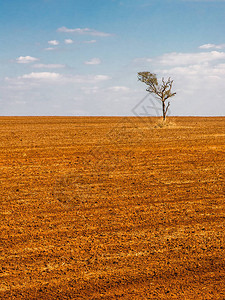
top-left (136, 49), bottom-right (225, 79)
top-left (16, 56), bottom-right (39, 64)
top-left (107, 86), bottom-right (130, 92)
top-left (57, 26), bottom-right (112, 37)
top-left (134, 45), bottom-right (225, 115)
top-left (160, 64), bottom-right (225, 79)
top-left (156, 51), bottom-right (225, 66)
top-left (33, 64), bottom-right (66, 69)
top-left (199, 43), bottom-right (225, 49)
top-left (86, 75), bottom-right (110, 82)
top-left (81, 86), bottom-right (99, 95)
top-left (44, 47), bottom-right (57, 51)
top-left (64, 39), bottom-right (74, 44)
top-left (19, 72), bottom-right (61, 80)
top-left (84, 40), bottom-right (97, 44)
top-left (6, 73), bottom-right (110, 84)
top-left (85, 58), bottom-right (101, 65)
top-left (48, 40), bottom-right (59, 46)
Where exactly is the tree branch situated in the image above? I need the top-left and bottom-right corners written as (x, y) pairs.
top-left (165, 101), bottom-right (170, 116)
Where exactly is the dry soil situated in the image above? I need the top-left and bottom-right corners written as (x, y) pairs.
top-left (0, 116), bottom-right (225, 299)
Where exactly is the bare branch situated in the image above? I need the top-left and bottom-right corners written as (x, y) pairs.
top-left (165, 101), bottom-right (170, 116)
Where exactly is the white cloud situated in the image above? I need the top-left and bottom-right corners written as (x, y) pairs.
top-left (48, 40), bottom-right (59, 46)
top-left (44, 47), bottom-right (56, 51)
top-left (81, 86), bottom-right (99, 94)
top-left (135, 47), bottom-right (225, 116)
top-left (64, 39), bottom-right (74, 44)
top-left (33, 64), bottom-right (66, 69)
top-left (166, 64), bottom-right (225, 80)
top-left (84, 40), bottom-right (97, 44)
top-left (199, 43), bottom-right (225, 49)
top-left (91, 75), bottom-right (110, 81)
top-left (57, 26), bottom-right (112, 37)
top-left (19, 72), bottom-right (61, 80)
top-left (137, 50), bottom-right (225, 84)
top-left (157, 51), bottom-right (225, 66)
top-left (6, 73), bottom-right (110, 84)
top-left (16, 56), bottom-right (39, 64)
top-left (50, 74), bottom-right (110, 83)
top-left (85, 58), bottom-right (101, 65)
top-left (107, 86), bottom-right (130, 92)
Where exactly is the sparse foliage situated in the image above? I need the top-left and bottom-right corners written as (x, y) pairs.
top-left (138, 72), bottom-right (176, 121)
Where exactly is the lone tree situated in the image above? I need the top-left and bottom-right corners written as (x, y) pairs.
top-left (138, 72), bottom-right (176, 121)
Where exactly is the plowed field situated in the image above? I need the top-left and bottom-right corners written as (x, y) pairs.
top-left (0, 116), bottom-right (225, 299)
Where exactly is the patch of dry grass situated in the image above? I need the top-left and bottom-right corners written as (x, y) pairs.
top-left (153, 118), bottom-right (177, 128)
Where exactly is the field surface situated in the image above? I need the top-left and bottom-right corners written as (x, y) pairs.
top-left (0, 116), bottom-right (225, 299)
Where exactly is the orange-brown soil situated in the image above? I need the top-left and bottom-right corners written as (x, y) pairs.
top-left (0, 116), bottom-right (225, 299)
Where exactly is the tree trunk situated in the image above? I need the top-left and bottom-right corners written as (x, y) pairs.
top-left (162, 101), bottom-right (166, 121)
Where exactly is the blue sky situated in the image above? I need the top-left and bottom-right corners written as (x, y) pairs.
top-left (0, 0), bottom-right (225, 116)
